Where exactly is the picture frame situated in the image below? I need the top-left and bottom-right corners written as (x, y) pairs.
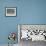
top-left (5, 7), bottom-right (16, 16)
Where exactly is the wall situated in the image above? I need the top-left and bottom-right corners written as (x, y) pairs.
top-left (0, 0), bottom-right (46, 44)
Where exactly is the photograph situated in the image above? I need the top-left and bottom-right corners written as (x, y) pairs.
top-left (6, 7), bottom-right (16, 16)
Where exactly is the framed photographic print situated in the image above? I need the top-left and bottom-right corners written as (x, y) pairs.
top-left (6, 7), bottom-right (16, 16)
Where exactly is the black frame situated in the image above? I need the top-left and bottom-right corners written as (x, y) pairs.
top-left (5, 7), bottom-right (17, 17)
